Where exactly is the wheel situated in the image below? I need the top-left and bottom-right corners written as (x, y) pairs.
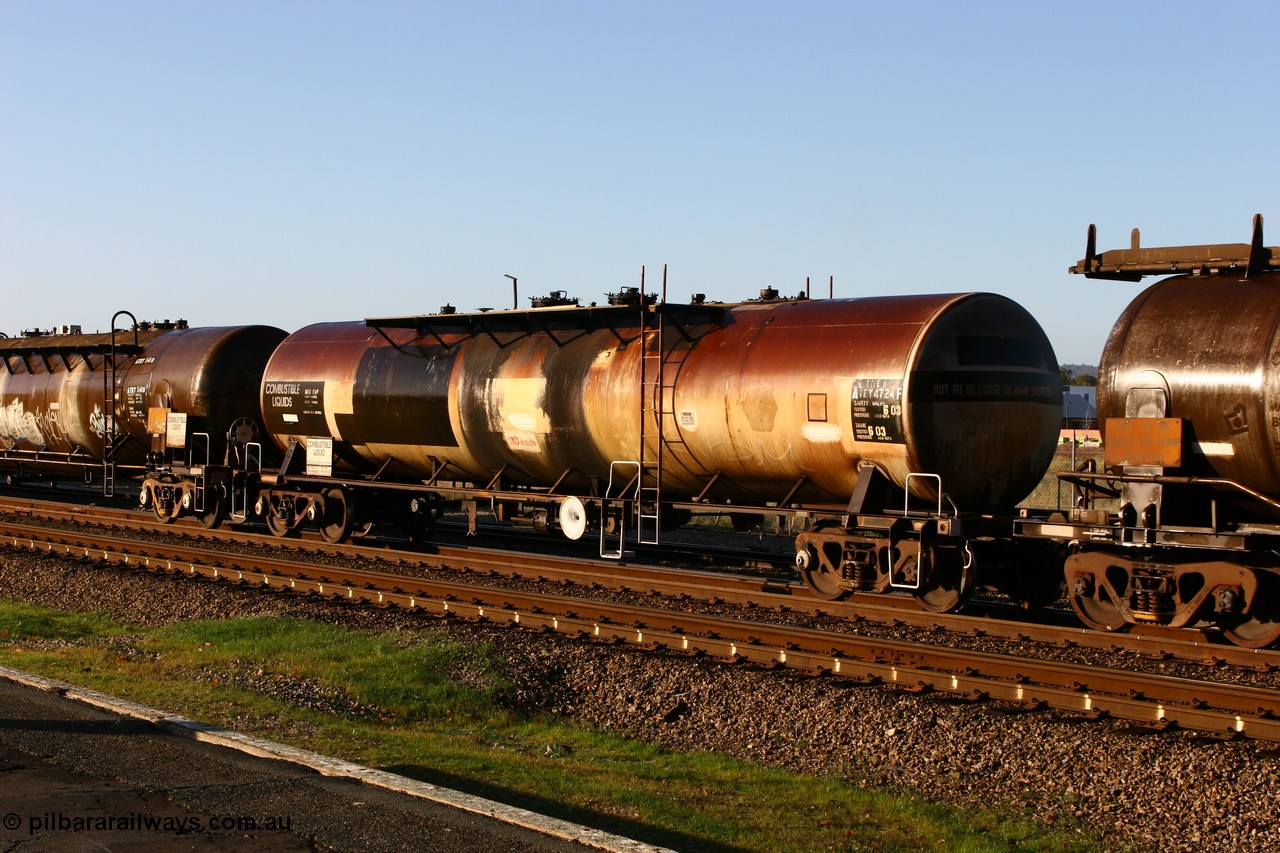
top-left (1223, 576), bottom-right (1280, 649)
top-left (265, 505), bottom-right (300, 538)
top-left (602, 511), bottom-right (621, 537)
top-left (318, 488), bottom-right (353, 544)
top-left (795, 545), bottom-right (849, 601)
top-left (1223, 615), bottom-right (1280, 649)
top-left (1068, 572), bottom-right (1128, 632)
top-left (195, 489), bottom-right (226, 530)
top-left (913, 545), bottom-right (974, 613)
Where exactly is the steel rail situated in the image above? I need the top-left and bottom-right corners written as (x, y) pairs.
top-left (4, 524), bottom-right (1280, 741)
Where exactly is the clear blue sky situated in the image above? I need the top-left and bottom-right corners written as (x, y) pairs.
top-left (3, 1), bottom-right (1276, 364)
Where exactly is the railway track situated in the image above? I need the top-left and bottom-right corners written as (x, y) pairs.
top-left (3, 494), bottom-right (1274, 672)
top-left (4, 508), bottom-right (1280, 742)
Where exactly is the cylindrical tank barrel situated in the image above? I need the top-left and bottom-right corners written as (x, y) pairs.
top-left (1100, 271), bottom-right (1280, 493)
top-left (659, 294), bottom-right (1061, 509)
top-left (262, 294), bottom-right (1060, 512)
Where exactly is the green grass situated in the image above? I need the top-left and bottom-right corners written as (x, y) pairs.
top-left (0, 600), bottom-right (133, 640)
top-left (0, 600), bottom-right (1104, 852)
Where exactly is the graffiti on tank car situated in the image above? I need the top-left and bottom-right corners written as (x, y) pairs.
top-left (36, 407), bottom-right (65, 445)
top-left (504, 431), bottom-right (541, 453)
top-left (701, 434), bottom-right (804, 467)
top-left (0, 403), bottom-right (67, 447)
top-left (88, 404), bottom-right (120, 441)
top-left (0, 399), bottom-right (46, 447)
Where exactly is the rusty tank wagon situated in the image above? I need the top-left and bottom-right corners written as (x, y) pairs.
top-left (0, 314), bottom-right (286, 524)
top-left (250, 285), bottom-right (1061, 609)
top-left (1017, 215), bottom-right (1280, 647)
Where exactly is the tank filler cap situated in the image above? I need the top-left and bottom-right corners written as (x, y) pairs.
top-left (606, 287), bottom-right (657, 308)
top-left (745, 288), bottom-right (809, 303)
top-left (529, 290), bottom-right (580, 308)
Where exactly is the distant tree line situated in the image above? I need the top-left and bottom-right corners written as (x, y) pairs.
top-left (1060, 366), bottom-right (1097, 386)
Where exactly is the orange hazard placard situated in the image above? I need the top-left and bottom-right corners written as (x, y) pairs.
top-left (147, 407), bottom-right (169, 436)
top-left (1104, 418), bottom-right (1183, 468)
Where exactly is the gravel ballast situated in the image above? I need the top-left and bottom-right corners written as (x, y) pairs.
top-left (1, 550), bottom-right (1277, 852)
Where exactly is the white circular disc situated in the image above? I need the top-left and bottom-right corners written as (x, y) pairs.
top-left (558, 496), bottom-right (588, 540)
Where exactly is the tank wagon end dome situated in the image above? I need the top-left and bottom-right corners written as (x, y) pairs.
top-left (902, 292), bottom-right (1061, 510)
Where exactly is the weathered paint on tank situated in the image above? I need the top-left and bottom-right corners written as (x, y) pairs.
top-left (634, 294), bottom-right (1061, 509)
top-left (262, 294), bottom-right (1060, 512)
top-left (0, 326), bottom-right (287, 469)
top-left (0, 329), bottom-right (169, 461)
top-left (1100, 271), bottom-right (1280, 494)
